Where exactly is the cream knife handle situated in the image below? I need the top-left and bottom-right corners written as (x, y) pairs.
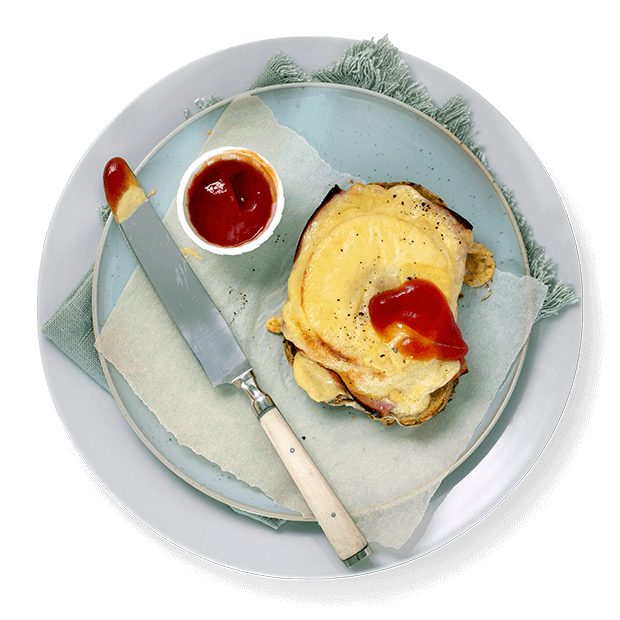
top-left (259, 407), bottom-right (371, 566)
top-left (233, 370), bottom-right (372, 568)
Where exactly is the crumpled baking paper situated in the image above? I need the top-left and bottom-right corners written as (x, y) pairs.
top-left (95, 94), bottom-right (547, 549)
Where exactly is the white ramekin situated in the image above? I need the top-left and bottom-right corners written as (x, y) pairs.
top-left (176, 146), bottom-right (284, 256)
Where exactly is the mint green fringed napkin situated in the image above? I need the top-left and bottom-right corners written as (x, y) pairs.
top-left (42, 263), bottom-right (110, 391)
top-left (42, 36), bottom-right (578, 530)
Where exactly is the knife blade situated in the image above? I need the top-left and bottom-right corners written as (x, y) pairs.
top-left (103, 157), bottom-right (372, 568)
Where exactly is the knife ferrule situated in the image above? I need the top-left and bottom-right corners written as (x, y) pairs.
top-left (233, 369), bottom-right (275, 418)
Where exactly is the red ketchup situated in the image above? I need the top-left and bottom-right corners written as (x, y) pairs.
top-left (186, 158), bottom-right (275, 247)
top-left (102, 157), bottom-right (131, 210)
top-left (368, 279), bottom-right (468, 361)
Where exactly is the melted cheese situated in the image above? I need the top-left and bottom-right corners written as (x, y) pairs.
top-left (115, 184), bottom-right (147, 223)
top-left (281, 183), bottom-right (473, 417)
top-left (293, 353), bottom-right (348, 403)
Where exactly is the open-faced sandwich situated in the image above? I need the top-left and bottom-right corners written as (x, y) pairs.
top-left (267, 182), bottom-right (495, 426)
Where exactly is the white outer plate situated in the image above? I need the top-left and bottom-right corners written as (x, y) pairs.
top-left (37, 37), bottom-right (582, 578)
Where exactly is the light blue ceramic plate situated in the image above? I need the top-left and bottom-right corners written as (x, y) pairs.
top-left (93, 83), bottom-right (528, 520)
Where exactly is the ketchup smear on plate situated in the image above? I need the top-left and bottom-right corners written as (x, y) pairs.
top-left (369, 279), bottom-right (468, 361)
top-left (187, 158), bottom-right (275, 247)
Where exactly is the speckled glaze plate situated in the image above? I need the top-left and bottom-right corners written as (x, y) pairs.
top-left (92, 83), bottom-right (529, 521)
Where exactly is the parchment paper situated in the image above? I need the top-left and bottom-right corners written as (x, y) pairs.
top-left (95, 94), bottom-right (547, 548)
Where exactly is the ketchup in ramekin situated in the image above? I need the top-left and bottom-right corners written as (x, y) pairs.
top-left (177, 147), bottom-right (284, 255)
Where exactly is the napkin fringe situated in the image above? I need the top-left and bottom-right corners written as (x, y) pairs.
top-left (501, 187), bottom-right (579, 319)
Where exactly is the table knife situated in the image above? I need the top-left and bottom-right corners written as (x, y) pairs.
top-left (102, 157), bottom-right (372, 568)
